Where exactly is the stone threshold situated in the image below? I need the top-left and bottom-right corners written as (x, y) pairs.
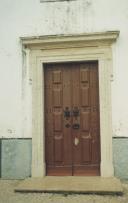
top-left (15, 176), bottom-right (123, 195)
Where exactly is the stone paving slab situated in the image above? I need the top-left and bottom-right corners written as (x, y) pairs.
top-left (15, 176), bottom-right (123, 195)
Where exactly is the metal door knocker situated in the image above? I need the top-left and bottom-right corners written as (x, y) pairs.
top-left (64, 107), bottom-right (71, 119)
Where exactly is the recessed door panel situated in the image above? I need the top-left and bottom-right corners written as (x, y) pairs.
top-left (53, 112), bottom-right (62, 131)
top-left (53, 89), bottom-right (62, 107)
top-left (54, 134), bottom-right (63, 162)
top-left (53, 70), bottom-right (61, 84)
top-left (81, 135), bottom-right (91, 163)
top-left (81, 111), bottom-right (90, 131)
top-left (81, 87), bottom-right (90, 107)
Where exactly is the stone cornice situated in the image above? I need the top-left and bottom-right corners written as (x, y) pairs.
top-left (21, 31), bottom-right (119, 48)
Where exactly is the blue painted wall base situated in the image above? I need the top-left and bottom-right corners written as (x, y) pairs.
top-left (0, 138), bottom-right (128, 179)
top-left (1, 139), bottom-right (32, 179)
top-left (113, 137), bottom-right (128, 180)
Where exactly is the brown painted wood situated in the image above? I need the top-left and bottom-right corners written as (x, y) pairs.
top-left (44, 62), bottom-right (100, 176)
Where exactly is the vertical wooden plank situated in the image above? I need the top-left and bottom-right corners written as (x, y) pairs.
top-left (52, 65), bottom-right (64, 168)
top-left (44, 65), bottom-right (54, 165)
top-left (72, 64), bottom-right (81, 167)
top-left (63, 65), bottom-right (72, 167)
top-left (80, 63), bottom-right (91, 166)
top-left (90, 62), bottom-right (100, 167)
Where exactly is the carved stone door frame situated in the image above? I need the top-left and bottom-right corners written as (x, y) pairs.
top-left (21, 31), bottom-right (119, 177)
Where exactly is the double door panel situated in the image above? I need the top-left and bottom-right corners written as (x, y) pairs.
top-left (45, 62), bottom-right (100, 176)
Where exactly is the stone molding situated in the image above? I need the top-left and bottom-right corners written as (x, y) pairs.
top-left (21, 31), bottom-right (119, 177)
top-left (21, 31), bottom-right (119, 46)
top-left (40, 0), bottom-right (76, 2)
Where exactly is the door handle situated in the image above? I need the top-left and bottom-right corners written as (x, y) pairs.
top-left (72, 107), bottom-right (80, 117)
top-left (64, 107), bottom-right (71, 119)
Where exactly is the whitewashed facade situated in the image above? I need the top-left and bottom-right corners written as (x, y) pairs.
top-left (0, 0), bottom-right (128, 179)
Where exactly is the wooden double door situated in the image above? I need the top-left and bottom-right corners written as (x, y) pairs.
top-left (44, 61), bottom-right (100, 176)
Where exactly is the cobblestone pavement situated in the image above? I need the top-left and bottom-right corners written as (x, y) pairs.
top-left (0, 180), bottom-right (128, 203)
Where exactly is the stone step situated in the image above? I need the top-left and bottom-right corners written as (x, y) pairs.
top-left (15, 176), bottom-right (123, 195)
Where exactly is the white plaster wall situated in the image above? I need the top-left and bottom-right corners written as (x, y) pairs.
top-left (0, 0), bottom-right (128, 138)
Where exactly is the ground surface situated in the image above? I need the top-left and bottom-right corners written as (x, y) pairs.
top-left (0, 180), bottom-right (128, 203)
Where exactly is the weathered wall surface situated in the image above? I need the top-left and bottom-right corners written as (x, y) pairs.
top-left (113, 138), bottom-right (128, 179)
top-left (1, 139), bottom-right (32, 179)
top-left (0, 0), bottom-right (128, 138)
